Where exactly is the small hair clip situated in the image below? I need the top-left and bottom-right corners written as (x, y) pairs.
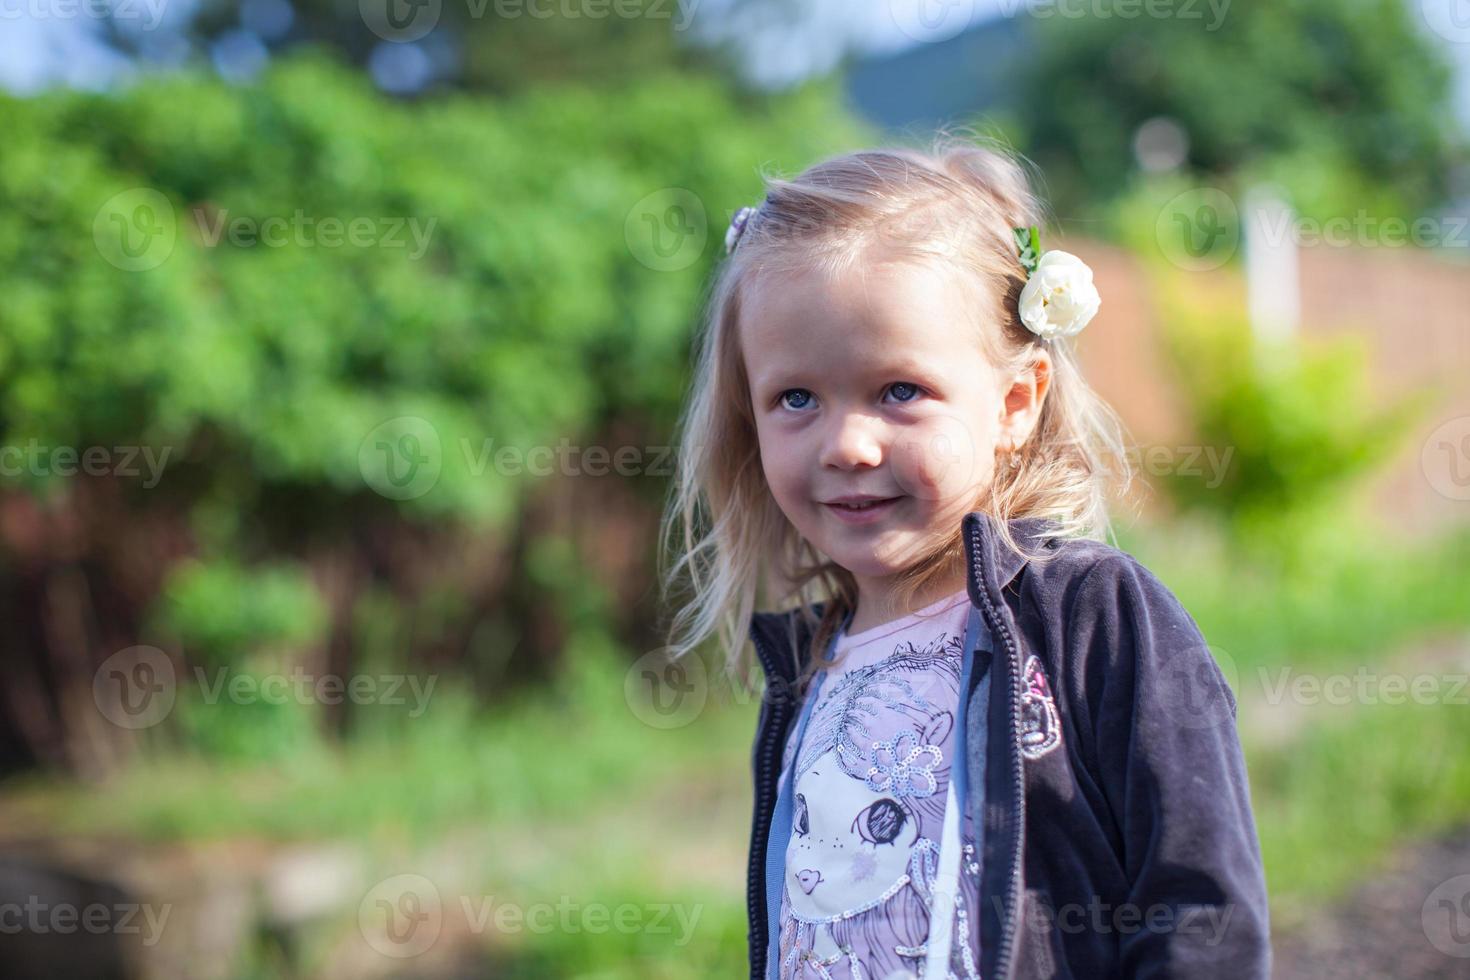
top-left (725, 205), bottom-right (757, 256)
top-left (1012, 225), bottom-right (1101, 341)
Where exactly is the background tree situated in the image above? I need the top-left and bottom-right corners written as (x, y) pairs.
top-left (1011, 0), bottom-right (1464, 224)
top-left (0, 52), bottom-right (869, 773)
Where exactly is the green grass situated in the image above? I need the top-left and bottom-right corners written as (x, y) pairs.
top-left (1117, 518), bottom-right (1470, 673)
top-left (477, 890), bottom-right (747, 979)
top-left (4, 516), bottom-right (1469, 973)
top-left (0, 630), bottom-right (754, 848)
top-left (1247, 696), bottom-right (1470, 932)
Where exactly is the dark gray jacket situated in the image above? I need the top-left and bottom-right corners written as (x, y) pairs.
top-left (745, 511), bottom-right (1271, 979)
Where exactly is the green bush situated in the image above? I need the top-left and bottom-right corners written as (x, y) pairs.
top-left (0, 50), bottom-right (871, 761)
top-left (153, 559), bottom-right (328, 663)
top-left (0, 50), bottom-right (866, 524)
top-left (1148, 273), bottom-right (1434, 569)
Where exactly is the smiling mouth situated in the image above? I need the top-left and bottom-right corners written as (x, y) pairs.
top-left (824, 496), bottom-right (902, 513)
top-left (822, 497), bottom-right (904, 525)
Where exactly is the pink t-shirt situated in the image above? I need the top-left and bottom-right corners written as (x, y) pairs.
top-left (775, 589), bottom-right (983, 980)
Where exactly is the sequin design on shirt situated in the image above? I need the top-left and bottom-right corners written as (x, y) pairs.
top-left (775, 598), bottom-right (983, 980)
top-left (1019, 653), bottom-right (1062, 761)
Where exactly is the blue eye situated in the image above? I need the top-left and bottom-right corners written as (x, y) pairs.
top-left (777, 384), bottom-right (922, 411)
top-left (779, 389), bottom-right (814, 410)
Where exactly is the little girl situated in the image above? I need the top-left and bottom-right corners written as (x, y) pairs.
top-left (658, 137), bottom-right (1270, 979)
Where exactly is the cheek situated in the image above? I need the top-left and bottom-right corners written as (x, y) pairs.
top-left (754, 424), bottom-right (810, 507)
top-left (888, 413), bottom-right (993, 505)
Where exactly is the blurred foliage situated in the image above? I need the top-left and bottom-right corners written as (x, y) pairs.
top-left (154, 559), bottom-right (329, 663)
top-left (0, 7), bottom-right (1465, 976)
top-left (1249, 687), bottom-right (1470, 930)
top-left (1102, 160), bottom-right (1427, 263)
top-left (1146, 268), bottom-right (1437, 569)
top-left (120, 0), bottom-right (779, 96)
top-left (1012, 0), bottom-right (1464, 226)
top-left (0, 49), bottom-right (870, 768)
top-left (1119, 518), bottom-right (1470, 673)
top-left (1, 50), bottom-right (857, 523)
top-left (8, 514), bottom-right (1470, 973)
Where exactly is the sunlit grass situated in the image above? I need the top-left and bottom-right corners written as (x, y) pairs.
top-left (1247, 697), bottom-right (1470, 933)
top-left (4, 516), bottom-right (1468, 972)
top-left (2, 631), bottom-right (754, 849)
top-left (1117, 517), bottom-right (1470, 673)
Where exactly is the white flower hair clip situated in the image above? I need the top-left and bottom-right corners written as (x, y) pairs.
top-left (1013, 225), bottom-right (1100, 341)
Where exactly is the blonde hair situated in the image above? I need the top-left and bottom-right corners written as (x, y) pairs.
top-left (657, 131), bottom-right (1133, 689)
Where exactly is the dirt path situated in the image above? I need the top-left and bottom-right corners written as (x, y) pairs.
top-left (1271, 821), bottom-right (1470, 979)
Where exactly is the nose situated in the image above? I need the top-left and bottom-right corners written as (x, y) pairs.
top-left (818, 411), bottom-right (885, 471)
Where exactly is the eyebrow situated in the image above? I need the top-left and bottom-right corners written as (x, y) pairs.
top-left (752, 358), bottom-right (949, 395)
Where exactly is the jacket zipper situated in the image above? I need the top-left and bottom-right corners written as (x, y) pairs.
top-left (967, 517), bottom-right (1025, 980)
top-left (747, 622), bottom-right (790, 980)
top-left (748, 519), bottom-right (1027, 979)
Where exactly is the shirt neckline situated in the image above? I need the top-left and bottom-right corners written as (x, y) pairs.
top-left (837, 588), bottom-right (971, 650)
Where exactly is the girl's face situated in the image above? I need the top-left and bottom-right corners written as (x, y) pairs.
top-left (740, 255), bottom-right (1046, 590)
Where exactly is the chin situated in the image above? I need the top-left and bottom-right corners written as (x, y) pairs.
top-left (822, 541), bottom-right (912, 578)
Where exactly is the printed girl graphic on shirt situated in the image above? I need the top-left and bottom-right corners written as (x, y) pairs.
top-left (776, 608), bottom-right (983, 980)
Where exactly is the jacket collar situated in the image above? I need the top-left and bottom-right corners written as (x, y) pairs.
top-left (750, 511), bottom-right (1061, 682)
top-left (961, 510), bottom-right (1059, 604)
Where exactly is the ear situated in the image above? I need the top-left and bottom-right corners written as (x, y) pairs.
top-left (996, 348), bottom-right (1053, 453)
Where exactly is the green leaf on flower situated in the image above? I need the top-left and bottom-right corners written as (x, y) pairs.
top-left (1013, 225), bottom-right (1041, 276)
